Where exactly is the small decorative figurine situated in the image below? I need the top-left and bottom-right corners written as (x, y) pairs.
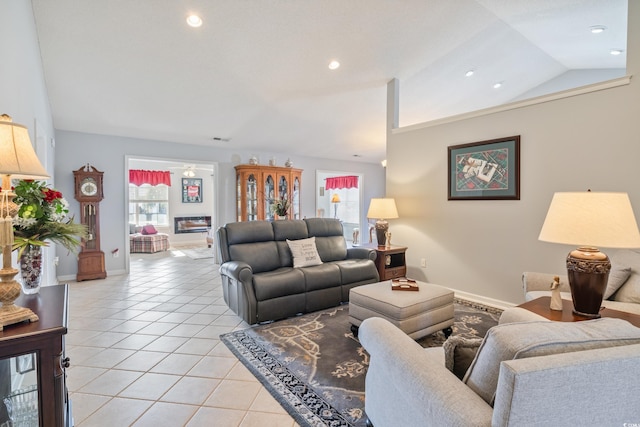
top-left (285, 158), bottom-right (293, 167)
top-left (249, 156), bottom-right (258, 165)
top-left (385, 231), bottom-right (391, 248)
top-left (550, 275), bottom-right (563, 311)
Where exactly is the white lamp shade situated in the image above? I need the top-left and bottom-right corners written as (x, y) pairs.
top-left (367, 198), bottom-right (399, 220)
top-left (539, 192), bottom-right (640, 248)
top-left (0, 117), bottom-right (49, 179)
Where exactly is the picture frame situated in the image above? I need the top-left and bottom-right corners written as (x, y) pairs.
top-left (15, 353), bottom-right (35, 374)
top-left (448, 135), bottom-right (520, 200)
top-left (182, 178), bottom-right (203, 203)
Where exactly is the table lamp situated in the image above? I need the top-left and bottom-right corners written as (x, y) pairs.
top-left (538, 191), bottom-right (640, 318)
top-left (367, 198), bottom-right (399, 247)
top-left (0, 114), bottom-right (50, 330)
top-left (331, 194), bottom-right (341, 219)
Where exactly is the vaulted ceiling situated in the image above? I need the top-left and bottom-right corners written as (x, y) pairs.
top-left (31, 0), bottom-right (627, 163)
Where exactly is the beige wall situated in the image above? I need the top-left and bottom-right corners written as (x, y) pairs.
top-left (386, 2), bottom-right (640, 305)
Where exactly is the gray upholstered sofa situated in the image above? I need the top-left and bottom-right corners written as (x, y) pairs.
top-left (360, 313), bottom-right (640, 426)
top-left (216, 218), bottom-right (379, 324)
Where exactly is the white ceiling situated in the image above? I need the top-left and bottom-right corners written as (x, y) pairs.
top-left (31, 0), bottom-right (627, 164)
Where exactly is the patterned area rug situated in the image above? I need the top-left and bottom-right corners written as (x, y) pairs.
top-left (220, 299), bottom-right (501, 427)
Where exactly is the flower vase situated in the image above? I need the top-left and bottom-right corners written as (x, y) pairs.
top-left (20, 246), bottom-right (43, 294)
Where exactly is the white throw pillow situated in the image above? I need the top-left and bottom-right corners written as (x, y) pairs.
top-left (286, 237), bottom-right (323, 268)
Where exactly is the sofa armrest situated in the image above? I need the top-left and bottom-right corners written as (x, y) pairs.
top-left (219, 261), bottom-right (257, 323)
top-left (346, 247), bottom-right (376, 261)
top-left (359, 317), bottom-right (493, 427)
top-left (220, 260), bottom-right (252, 281)
top-left (522, 271), bottom-right (570, 294)
top-left (493, 344), bottom-right (640, 426)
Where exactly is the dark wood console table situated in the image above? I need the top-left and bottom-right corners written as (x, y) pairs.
top-left (362, 244), bottom-right (407, 281)
top-left (0, 284), bottom-right (71, 427)
top-left (518, 297), bottom-right (640, 328)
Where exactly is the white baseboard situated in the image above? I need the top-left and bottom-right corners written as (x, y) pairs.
top-left (57, 269), bottom-right (127, 283)
top-left (452, 289), bottom-right (516, 311)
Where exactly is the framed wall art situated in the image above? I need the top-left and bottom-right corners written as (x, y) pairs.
top-left (448, 135), bottom-right (520, 200)
top-left (182, 178), bottom-right (203, 203)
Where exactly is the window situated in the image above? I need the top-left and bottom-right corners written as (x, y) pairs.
top-left (129, 184), bottom-right (169, 226)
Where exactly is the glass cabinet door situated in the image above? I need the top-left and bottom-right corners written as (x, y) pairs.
top-left (264, 175), bottom-right (275, 221)
top-left (293, 177), bottom-right (300, 219)
top-left (1, 353), bottom-right (39, 427)
top-left (246, 174), bottom-right (257, 221)
top-left (278, 176), bottom-right (289, 218)
top-left (236, 174), bottom-right (242, 222)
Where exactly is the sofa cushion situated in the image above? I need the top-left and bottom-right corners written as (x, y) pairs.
top-left (463, 318), bottom-right (640, 405)
top-left (300, 263), bottom-right (341, 291)
top-left (253, 268), bottom-right (306, 301)
top-left (315, 236), bottom-right (348, 262)
top-left (333, 259), bottom-right (379, 284)
top-left (225, 221), bottom-right (274, 244)
top-left (272, 219), bottom-right (308, 241)
top-left (286, 237), bottom-right (323, 268)
top-left (229, 241), bottom-right (281, 273)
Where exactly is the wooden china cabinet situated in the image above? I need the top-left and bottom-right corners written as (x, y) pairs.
top-left (0, 285), bottom-right (72, 427)
top-left (235, 164), bottom-right (302, 221)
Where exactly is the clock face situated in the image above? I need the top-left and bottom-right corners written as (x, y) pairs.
top-left (81, 178), bottom-right (98, 196)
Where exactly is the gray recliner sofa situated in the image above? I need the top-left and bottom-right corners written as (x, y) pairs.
top-left (216, 218), bottom-right (380, 324)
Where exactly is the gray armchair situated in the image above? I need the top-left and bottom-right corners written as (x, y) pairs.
top-left (359, 315), bottom-right (640, 426)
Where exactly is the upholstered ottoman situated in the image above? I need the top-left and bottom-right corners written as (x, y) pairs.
top-left (130, 233), bottom-right (170, 253)
top-left (349, 281), bottom-right (455, 339)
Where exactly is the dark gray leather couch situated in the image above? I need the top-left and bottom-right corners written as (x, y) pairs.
top-left (216, 218), bottom-right (380, 324)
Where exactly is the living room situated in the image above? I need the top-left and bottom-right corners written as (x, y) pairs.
top-left (2, 1), bottom-right (640, 426)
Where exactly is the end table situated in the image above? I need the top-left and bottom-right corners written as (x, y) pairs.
top-left (363, 244), bottom-right (407, 280)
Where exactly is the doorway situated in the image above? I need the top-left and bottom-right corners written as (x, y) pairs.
top-left (125, 156), bottom-right (217, 270)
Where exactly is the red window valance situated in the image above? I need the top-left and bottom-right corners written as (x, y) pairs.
top-left (129, 169), bottom-right (171, 186)
top-left (325, 176), bottom-right (359, 190)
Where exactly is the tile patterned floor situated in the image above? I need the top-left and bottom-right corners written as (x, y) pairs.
top-left (66, 248), bottom-right (298, 427)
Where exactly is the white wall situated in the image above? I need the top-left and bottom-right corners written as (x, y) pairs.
top-left (385, 2), bottom-right (640, 305)
top-left (54, 131), bottom-right (385, 278)
top-left (0, 1), bottom-right (57, 286)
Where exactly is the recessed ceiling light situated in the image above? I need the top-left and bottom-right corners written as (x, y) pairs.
top-left (590, 25), bottom-right (607, 34)
top-left (186, 15), bottom-right (203, 28)
top-left (465, 70), bottom-right (475, 77)
top-left (328, 60), bottom-right (340, 70)
top-left (610, 49), bottom-right (624, 56)
top-left (493, 82), bottom-right (503, 89)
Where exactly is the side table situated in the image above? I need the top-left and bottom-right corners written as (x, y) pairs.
top-left (362, 244), bottom-right (407, 280)
top-left (518, 297), bottom-right (640, 328)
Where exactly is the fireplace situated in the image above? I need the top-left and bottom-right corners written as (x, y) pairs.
top-left (174, 216), bottom-right (211, 234)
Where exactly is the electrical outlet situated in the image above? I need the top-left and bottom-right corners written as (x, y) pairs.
top-left (420, 258), bottom-right (427, 268)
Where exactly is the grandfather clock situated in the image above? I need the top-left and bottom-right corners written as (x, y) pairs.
top-left (74, 164), bottom-right (107, 281)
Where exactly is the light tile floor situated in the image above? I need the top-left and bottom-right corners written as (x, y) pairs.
top-left (66, 248), bottom-right (298, 427)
